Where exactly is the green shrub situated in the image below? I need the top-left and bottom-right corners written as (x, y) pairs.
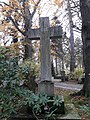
top-left (0, 46), bottom-right (40, 119)
top-left (0, 46), bottom-right (63, 120)
top-left (19, 59), bottom-right (39, 81)
top-left (18, 59), bottom-right (40, 92)
top-left (67, 72), bottom-right (74, 80)
top-left (67, 68), bottom-right (84, 80)
top-left (73, 67), bottom-right (84, 80)
top-left (0, 46), bottom-right (39, 89)
top-left (0, 87), bottom-right (63, 119)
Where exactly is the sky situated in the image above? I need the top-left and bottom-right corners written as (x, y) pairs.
top-left (0, 0), bottom-right (8, 1)
top-left (0, 0), bottom-right (8, 2)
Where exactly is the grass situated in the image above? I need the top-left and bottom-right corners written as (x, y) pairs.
top-left (54, 87), bottom-right (90, 120)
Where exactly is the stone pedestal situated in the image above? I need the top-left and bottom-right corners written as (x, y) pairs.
top-left (38, 81), bottom-right (54, 96)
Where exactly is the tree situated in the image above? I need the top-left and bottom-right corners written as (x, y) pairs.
top-left (70, 0), bottom-right (81, 33)
top-left (74, 37), bottom-right (83, 68)
top-left (53, 0), bottom-right (82, 72)
top-left (0, 0), bottom-right (41, 59)
top-left (79, 0), bottom-right (90, 96)
top-left (67, 0), bottom-right (75, 72)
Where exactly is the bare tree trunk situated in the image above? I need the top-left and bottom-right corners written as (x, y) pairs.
top-left (55, 57), bottom-right (58, 75)
top-left (24, 38), bottom-right (33, 59)
top-left (23, 0), bottom-right (41, 59)
top-left (67, 0), bottom-right (75, 72)
top-left (62, 57), bottom-right (64, 71)
top-left (71, 0), bottom-right (90, 97)
top-left (23, 1), bottom-right (33, 59)
top-left (61, 39), bottom-right (64, 71)
top-left (56, 38), bottom-right (64, 72)
top-left (80, 0), bottom-right (90, 96)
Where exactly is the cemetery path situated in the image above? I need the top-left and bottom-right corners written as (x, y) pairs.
top-left (53, 79), bottom-right (83, 91)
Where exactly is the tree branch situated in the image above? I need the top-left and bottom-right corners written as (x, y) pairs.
top-left (31, 0), bottom-right (41, 18)
top-left (0, 1), bottom-right (14, 9)
top-left (9, 16), bottom-right (26, 36)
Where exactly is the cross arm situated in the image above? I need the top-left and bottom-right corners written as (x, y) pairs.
top-left (28, 26), bottom-right (62, 40)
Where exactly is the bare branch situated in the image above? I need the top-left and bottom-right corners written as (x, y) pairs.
top-left (31, 0), bottom-right (41, 18)
top-left (0, 1), bottom-right (14, 9)
top-left (9, 16), bottom-right (26, 36)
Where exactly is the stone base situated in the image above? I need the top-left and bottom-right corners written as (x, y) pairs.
top-left (38, 81), bottom-right (54, 96)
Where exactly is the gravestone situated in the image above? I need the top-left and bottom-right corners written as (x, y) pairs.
top-left (38, 17), bottom-right (54, 96)
top-left (28, 17), bottom-right (62, 96)
top-left (8, 17), bottom-right (81, 120)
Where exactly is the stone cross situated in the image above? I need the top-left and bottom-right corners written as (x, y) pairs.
top-left (28, 17), bottom-right (62, 96)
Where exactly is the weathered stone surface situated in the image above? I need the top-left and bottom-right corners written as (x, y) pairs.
top-left (38, 81), bottom-right (54, 96)
top-left (28, 26), bottom-right (62, 40)
top-left (27, 17), bottom-right (62, 95)
top-left (37, 17), bottom-right (54, 96)
top-left (39, 17), bottom-right (51, 82)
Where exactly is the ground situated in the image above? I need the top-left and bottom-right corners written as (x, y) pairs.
top-left (54, 79), bottom-right (90, 120)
